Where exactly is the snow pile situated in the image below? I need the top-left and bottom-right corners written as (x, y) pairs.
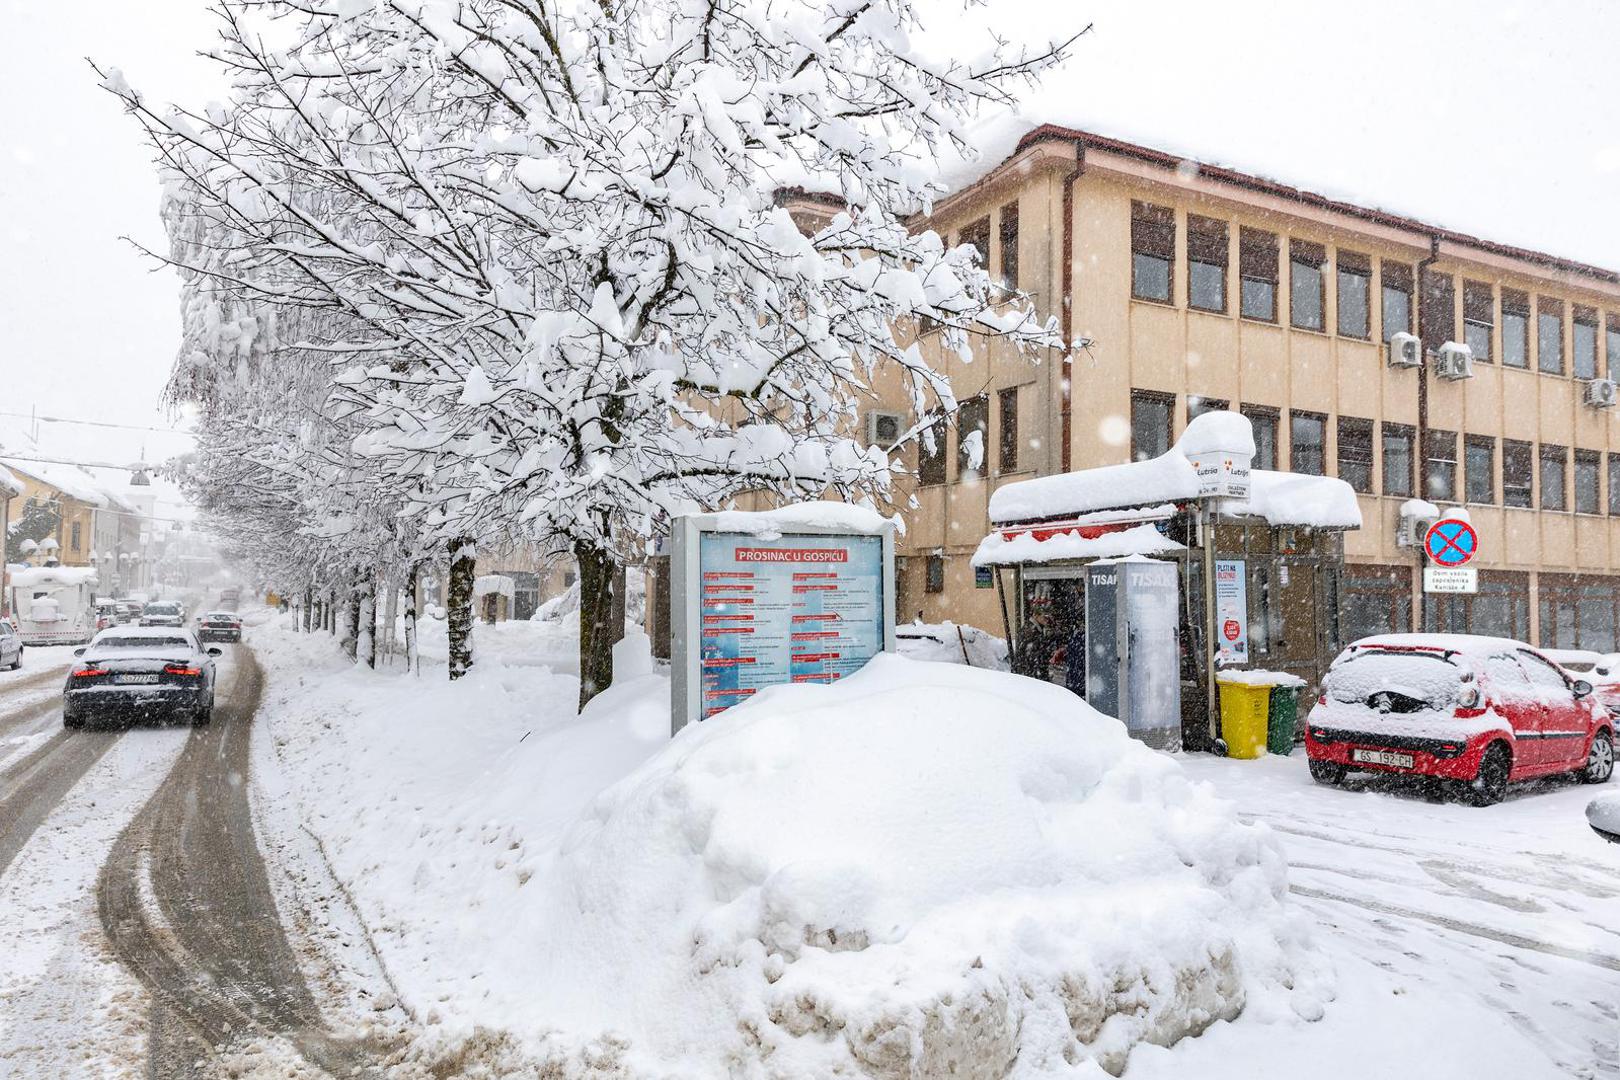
top-left (1216, 669), bottom-right (1307, 688)
top-left (1240, 472), bottom-right (1361, 530)
top-left (705, 501), bottom-right (897, 537)
top-left (1175, 409), bottom-right (1256, 458)
top-left (989, 455), bottom-right (1199, 524)
top-left (894, 621), bottom-right (1009, 669)
top-left (974, 521), bottom-right (1184, 567)
top-left (522, 655), bottom-right (1328, 1077)
top-left (531, 567), bottom-right (647, 628)
top-left (472, 573), bottom-right (515, 600)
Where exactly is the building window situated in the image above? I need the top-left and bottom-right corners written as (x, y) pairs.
top-left (1501, 288), bottom-right (1530, 368)
top-left (1465, 435), bottom-right (1495, 504)
top-left (1426, 430), bottom-right (1457, 503)
top-left (1130, 201), bottom-right (1174, 303)
top-left (1463, 280), bottom-right (1493, 362)
top-left (70, 521), bottom-right (81, 551)
top-left (925, 554), bottom-right (945, 593)
top-left (1337, 416), bottom-right (1374, 493)
top-left (1540, 444), bottom-right (1568, 510)
top-left (1607, 316), bottom-right (1620, 380)
top-left (959, 216), bottom-right (990, 271)
top-left (1610, 454), bottom-right (1620, 515)
top-left (1187, 395), bottom-right (1229, 422)
top-left (918, 412), bottom-right (947, 486)
top-left (1242, 406), bottom-right (1279, 471)
top-left (1289, 411), bottom-right (1325, 476)
top-left (997, 387), bottom-right (1019, 472)
top-left (998, 203), bottom-right (1019, 291)
top-left (1131, 391), bottom-right (1174, 462)
top-left (1538, 297), bottom-right (1564, 375)
top-left (1574, 306), bottom-right (1599, 380)
top-left (1540, 574), bottom-right (1620, 652)
top-left (1576, 450), bottom-right (1602, 514)
top-left (1503, 440), bottom-right (1533, 508)
top-left (1382, 423), bottom-right (1414, 497)
top-left (1342, 565), bottom-right (1413, 641)
top-left (1239, 227), bottom-right (1278, 322)
top-left (1186, 214), bottom-right (1228, 313)
top-left (957, 394), bottom-right (988, 477)
top-left (1289, 240), bottom-right (1327, 332)
top-left (1336, 251), bottom-right (1371, 339)
top-left (1380, 261), bottom-right (1413, 342)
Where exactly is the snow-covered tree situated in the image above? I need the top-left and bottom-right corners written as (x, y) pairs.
top-left (105, 0), bottom-right (1073, 704)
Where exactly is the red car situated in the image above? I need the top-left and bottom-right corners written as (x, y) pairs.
top-left (1305, 634), bottom-right (1614, 806)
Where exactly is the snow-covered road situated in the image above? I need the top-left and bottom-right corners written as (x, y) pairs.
top-left (1142, 754), bottom-right (1620, 1079)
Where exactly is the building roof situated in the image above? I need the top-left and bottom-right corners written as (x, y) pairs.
top-left (1, 458), bottom-right (110, 508)
top-left (0, 463), bottom-right (20, 499)
top-left (939, 123), bottom-right (1619, 289)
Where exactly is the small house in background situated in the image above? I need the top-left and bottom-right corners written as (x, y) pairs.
top-left (474, 574), bottom-right (515, 624)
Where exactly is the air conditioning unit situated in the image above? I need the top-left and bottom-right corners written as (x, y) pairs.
top-left (1387, 331), bottom-right (1422, 369)
top-left (1396, 505), bottom-right (1438, 549)
top-left (1434, 341), bottom-right (1475, 381)
top-left (1585, 378), bottom-right (1619, 409)
top-left (865, 409), bottom-right (906, 447)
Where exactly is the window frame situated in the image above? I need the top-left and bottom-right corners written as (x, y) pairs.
top-left (1239, 227), bottom-right (1279, 323)
top-left (1501, 288), bottom-right (1530, 368)
top-left (1575, 449), bottom-right (1602, 515)
top-left (1336, 251), bottom-right (1371, 339)
top-left (1502, 439), bottom-right (1533, 508)
top-left (1426, 429), bottom-right (1458, 503)
top-left (924, 554), bottom-right (945, 594)
top-left (1573, 306), bottom-right (1599, 380)
top-left (1464, 434), bottom-right (1495, 505)
top-left (1130, 390), bottom-right (1175, 463)
top-left (1336, 416), bottom-right (1374, 494)
top-left (1609, 453), bottom-right (1620, 516)
top-left (1186, 214), bottom-right (1228, 314)
top-left (1289, 239), bottom-right (1327, 332)
top-left (1240, 405), bottom-right (1280, 471)
top-left (956, 393), bottom-right (989, 479)
top-left (1289, 410), bottom-right (1327, 476)
top-left (998, 202), bottom-right (1019, 292)
top-left (1462, 280), bottom-right (1494, 363)
top-left (1380, 261), bottom-right (1413, 343)
top-left (1538, 297), bottom-right (1565, 375)
top-left (997, 386), bottom-right (1019, 473)
top-left (917, 411), bottom-right (948, 486)
top-left (1540, 443), bottom-right (1568, 511)
top-left (1130, 201), bottom-right (1175, 304)
top-left (1381, 422), bottom-right (1415, 497)
top-left (958, 216), bottom-right (990, 271)
top-left (1187, 395), bottom-right (1230, 423)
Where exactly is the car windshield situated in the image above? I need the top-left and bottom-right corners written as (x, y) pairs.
top-left (145, 604), bottom-right (180, 614)
top-left (1326, 649), bottom-right (1464, 712)
top-left (96, 636), bottom-right (190, 650)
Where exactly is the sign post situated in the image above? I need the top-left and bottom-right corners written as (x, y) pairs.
top-left (1422, 515), bottom-right (1478, 595)
top-left (670, 513), bottom-right (896, 735)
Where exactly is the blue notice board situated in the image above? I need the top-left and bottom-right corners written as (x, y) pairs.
top-left (696, 532), bottom-right (886, 719)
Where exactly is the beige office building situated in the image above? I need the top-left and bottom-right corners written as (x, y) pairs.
top-left (889, 124), bottom-right (1620, 656)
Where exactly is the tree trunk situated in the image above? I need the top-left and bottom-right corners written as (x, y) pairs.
top-left (446, 538), bottom-right (476, 680)
top-left (576, 538), bottom-right (624, 710)
top-left (404, 561), bottom-right (421, 675)
top-left (302, 585), bottom-right (313, 633)
top-left (342, 583), bottom-right (360, 660)
top-left (358, 575), bottom-right (377, 668)
top-left (381, 568), bottom-right (399, 664)
top-left (328, 589), bottom-right (339, 634)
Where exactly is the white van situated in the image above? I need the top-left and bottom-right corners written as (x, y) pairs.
top-left (6, 566), bottom-right (101, 645)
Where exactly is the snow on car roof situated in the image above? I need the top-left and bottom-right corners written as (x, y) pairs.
top-left (95, 626), bottom-right (195, 640)
top-left (1343, 633), bottom-right (1547, 658)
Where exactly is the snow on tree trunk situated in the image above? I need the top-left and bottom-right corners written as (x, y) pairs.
top-left (576, 539), bottom-right (623, 710)
top-left (446, 539), bottom-right (476, 681)
top-left (341, 586), bottom-right (360, 660)
top-left (302, 585), bottom-right (313, 633)
top-left (381, 568), bottom-right (398, 664)
top-left (358, 576), bottom-right (376, 669)
top-left (404, 561), bottom-right (420, 675)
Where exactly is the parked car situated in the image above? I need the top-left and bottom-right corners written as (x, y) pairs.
top-left (1543, 648), bottom-right (1620, 719)
top-left (139, 601), bottom-right (185, 628)
top-left (63, 627), bottom-right (221, 728)
top-left (114, 600), bottom-right (141, 624)
top-left (196, 611), bottom-right (242, 643)
top-left (93, 600), bottom-right (119, 632)
top-left (0, 617), bottom-right (22, 670)
top-left (1590, 793), bottom-right (1620, 844)
top-left (1304, 634), bottom-right (1615, 806)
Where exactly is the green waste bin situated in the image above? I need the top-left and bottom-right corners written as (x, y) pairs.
top-left (1267, 684), bottom-right (1301, 755)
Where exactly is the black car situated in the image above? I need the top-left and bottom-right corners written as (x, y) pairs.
top-left (63, 627), bottom-right (221, 728)
top-left (196, 611), bottom-right (243, 643)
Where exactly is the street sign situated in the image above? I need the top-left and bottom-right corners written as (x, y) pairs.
top-left (1424, 566), bottom-right (1478, 594)
top-left (1186, 449), bottom-right (1252, 500)
top-left (1423, 518), bottom-right (1477, 568)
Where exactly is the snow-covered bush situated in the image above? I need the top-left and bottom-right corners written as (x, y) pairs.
top-left (519, 656), bottom-right (1328, 1076)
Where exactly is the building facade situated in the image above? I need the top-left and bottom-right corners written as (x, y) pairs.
top-left (889, 125), bottom-right (1620, 657)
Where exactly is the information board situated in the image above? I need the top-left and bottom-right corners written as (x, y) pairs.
top-left (1213, 559), bottom-right (1248, 664)
top-left (672, 516), bottom-right (896, 733)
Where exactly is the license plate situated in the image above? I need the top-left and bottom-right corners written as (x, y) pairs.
top-left (114, 673), bottom-right (160, 685)
top-left (1351, 748), bottom-right (1415, 769)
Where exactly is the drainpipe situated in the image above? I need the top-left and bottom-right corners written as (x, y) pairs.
top-left (1059, 142), bottom-right (1083, 474)
top-left (1416, 234), bottom-right (1441, 631)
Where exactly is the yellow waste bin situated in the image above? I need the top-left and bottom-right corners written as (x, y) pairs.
top-left (1216, 678), bottom-right (1272, 760)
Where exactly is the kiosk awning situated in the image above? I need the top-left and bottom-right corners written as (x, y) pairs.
top-left (973, 518), bottom-right (1185, 568)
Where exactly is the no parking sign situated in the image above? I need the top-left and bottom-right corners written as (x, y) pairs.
top-left (1423, 516), bottom-right (1478, 593)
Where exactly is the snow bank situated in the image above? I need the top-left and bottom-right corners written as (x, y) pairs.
top-left (974, 521), bottom-right (1184, 567)
top-left (706, 500), bottom-right (896, 537)
top-left (524, 655), bottom-right (1328, 1077)
top-left (1216, 669), bottom-right (1307, 688)
top-left (1175, 410), bottom-right (1255, 457)
top-left (1241, 471), bottom-right (1361, 530)
top-left (989, 455), bottom-right (1198, 524)
top-left (895, 621), bottom-right (1009, 669)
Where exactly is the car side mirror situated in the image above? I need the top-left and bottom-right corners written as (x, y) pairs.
top-left (207, 647), bottom-right (223, 656)
top-left (1573, 679), bottom-right (1594, 699)
top-left (73, 647), bottom-right (86, 657)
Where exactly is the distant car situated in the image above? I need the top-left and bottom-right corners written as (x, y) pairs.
top-left (0, 618), bottom-right (22, 670)
top-left (219, 587), bottom-right (241, 609)
top-left (196, 611), bottom-right (242, 643)
top-left (1305, 634), bottom-right (1614, 806)
top-left (63, 627), bottom-right (221, 728)
top-left (93, 600), bottom-right (119, 632)
top-left (114, 600), bottom-right (141, 624)
top-left (1544, 649), bottom-right (1620, 720)
top-left (139, 601), bottom-right (185, 628)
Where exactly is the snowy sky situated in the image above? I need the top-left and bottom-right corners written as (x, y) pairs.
top-left (0, 0), bottom-right (1615, 471)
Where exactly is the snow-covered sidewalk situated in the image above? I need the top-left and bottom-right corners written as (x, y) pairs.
top-left (247, 615), bottom-right (1617, 1078)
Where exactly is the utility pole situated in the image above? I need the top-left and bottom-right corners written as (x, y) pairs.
top-left (1415, 235), bottom-right (1441, 633)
